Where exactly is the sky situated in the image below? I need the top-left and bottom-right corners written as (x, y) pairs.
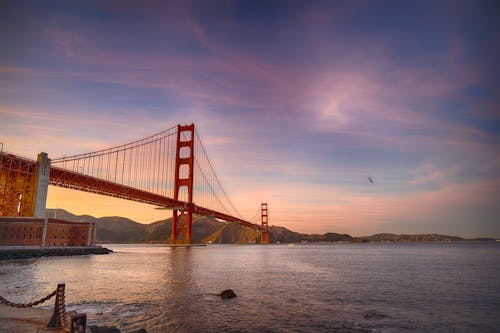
top-left (0, 0), bottom-right (499, 237)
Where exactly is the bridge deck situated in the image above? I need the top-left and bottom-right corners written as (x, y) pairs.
top-left (1, 152), bottom-right (263, 230)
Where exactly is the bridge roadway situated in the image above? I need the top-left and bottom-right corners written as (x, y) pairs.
top-left (1, 152), bottom-right (263, 230)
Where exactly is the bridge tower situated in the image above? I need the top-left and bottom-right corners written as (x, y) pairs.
top-left (260, 202), bottom-right (269, 244)
top-left (170, 124), bottom-right (195, 245)
top-left (0, 151), bottom-right (49, 217)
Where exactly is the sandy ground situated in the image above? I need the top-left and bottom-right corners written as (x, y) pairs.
top-left (0, 304), bottom-right (65, 333)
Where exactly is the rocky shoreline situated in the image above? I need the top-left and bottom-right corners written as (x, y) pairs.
top-left (0, 246), bottom-right (113, 260)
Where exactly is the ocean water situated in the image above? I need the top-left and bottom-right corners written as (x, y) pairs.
top-left (1, 243), bottom-right (499, 332)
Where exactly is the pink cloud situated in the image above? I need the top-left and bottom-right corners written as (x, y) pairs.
top-left (23, 20), bottom-right (493, 162)
top-left (409, 162), bottom-right (446, 186)
top-left (2, 4), bottom-right (497, 239)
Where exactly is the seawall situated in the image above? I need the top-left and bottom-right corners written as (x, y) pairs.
top-left (0, 246), bottom-right (113, 260)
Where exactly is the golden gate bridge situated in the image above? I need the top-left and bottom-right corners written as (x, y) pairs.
top-left (0, 124), bottom-right (269, 244)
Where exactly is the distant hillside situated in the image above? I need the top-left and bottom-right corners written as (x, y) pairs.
top-left (47, 209), bottom-right (262, 244)
top-left (47, 209), bottom-right (316, 244)
top-left (48, 209), bottom-right (151, 243)
top-left (355, 233), bottom-right (463, 243)
top-left (47, 209), bottom-right (484, 244)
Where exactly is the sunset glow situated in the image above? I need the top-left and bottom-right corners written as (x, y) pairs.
top-left (1, 1), bottom-right (498, 237)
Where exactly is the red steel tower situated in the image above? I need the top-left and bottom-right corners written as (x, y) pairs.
top-left (170, 124), bottom-right (195, 245)
top-left (260, 202), bottom-right (269, 244)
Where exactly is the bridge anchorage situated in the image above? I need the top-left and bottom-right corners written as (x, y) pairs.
top-left (0, 124), bottom-right (270, 245)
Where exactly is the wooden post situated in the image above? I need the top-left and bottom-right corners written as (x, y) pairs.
top-left (47, 283), bottom-right (67, 329)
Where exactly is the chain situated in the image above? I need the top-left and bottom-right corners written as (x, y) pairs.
top-left (0, 289), bottom-right (57, 308)
top-left (2, 283), bottom-right (70, 332)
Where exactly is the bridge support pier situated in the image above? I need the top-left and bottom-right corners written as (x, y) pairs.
top-left (171, 124), bottom-right (195, 245)
top-left (34, 152), bottom-right (50, 218)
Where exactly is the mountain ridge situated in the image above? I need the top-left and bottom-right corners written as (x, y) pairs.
top-left (46, 209), bottom-right (494, 244)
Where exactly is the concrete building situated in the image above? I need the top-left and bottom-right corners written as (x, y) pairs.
top-left (0, 217), bottom-right (96, 247)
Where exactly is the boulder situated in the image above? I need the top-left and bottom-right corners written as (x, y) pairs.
top-left (219, 289), bottom-right (237, 299)
top-left (363, 311), bottom-right (388, 320)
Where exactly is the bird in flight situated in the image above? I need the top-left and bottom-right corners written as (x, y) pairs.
top-left (368, 177), bottom-right (374, 183)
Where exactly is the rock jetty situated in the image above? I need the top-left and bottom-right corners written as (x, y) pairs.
top-left (0, 246), bottom-right (113, 260)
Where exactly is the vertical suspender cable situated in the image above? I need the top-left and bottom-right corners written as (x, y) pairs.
top-left (161, 136), bottom-right (165, 196)
top-left (156, 137), bottom-right (161, 194)
top-left (134, 144), bottom-right (138, 188)
top-left (146, 140), bottom-right (150, 192)
top-left (155, 139), bottom-right (158, 193)
top-left (127, 147), bottom-right (130, 186)
top-left (122, 149), bottom-right (126, 185)
top-left (139, 142), bottom-right (143, 189)
top-left (114, 151), bottom-right (118, 182)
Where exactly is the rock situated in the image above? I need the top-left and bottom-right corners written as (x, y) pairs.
top-left (88, 325), bottom-right (121, 333)
top-left (219, 289), bottom-right (237, 299)
top-left (363, 311), bottom-right (388, 320)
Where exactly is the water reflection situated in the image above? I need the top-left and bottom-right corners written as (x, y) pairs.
top-left (1, 243), bottom-right (499, 332)
top-left (154, 247), bottom-right (197, 332)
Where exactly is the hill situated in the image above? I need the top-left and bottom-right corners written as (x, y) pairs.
top-left (47, 209), bottom-right (321, 244)
top-left (355, 233), bottom-right (463, 243)
top-left (46, 209), bottom-right (480, 244)
top-left (47, 209), bottom-right (263, 244)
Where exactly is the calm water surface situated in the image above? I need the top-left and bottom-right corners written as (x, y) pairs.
top-left (1, 243), bottom-right (499, 332)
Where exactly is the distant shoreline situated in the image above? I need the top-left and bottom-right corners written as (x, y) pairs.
top-left (44, 208), bottom-right (499, 245)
